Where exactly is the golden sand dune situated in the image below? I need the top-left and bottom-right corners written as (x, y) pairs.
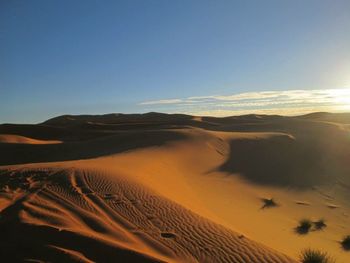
top-left (0, 134), bottom-right (62, 144)
top-left (1, 112), bottom-right (350, 262)
top-left (0, 167), bottom-right (293, 262)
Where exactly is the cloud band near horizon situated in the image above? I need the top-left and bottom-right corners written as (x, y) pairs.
top-left (139, 88), bottom-right (350, 116)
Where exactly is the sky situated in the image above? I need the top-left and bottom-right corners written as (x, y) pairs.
top-left (1, 0), bottom-right (350, 123)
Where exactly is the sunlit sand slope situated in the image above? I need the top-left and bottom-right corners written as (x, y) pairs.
top-left (0, 134), bottom-right (62, 144)
top-left (0, 168), bottom-right (293, 263)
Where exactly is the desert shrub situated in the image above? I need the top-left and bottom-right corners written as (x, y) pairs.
top-left (341, 235), bottom-right (350, 250)
top-left (296, 219), bottom-right (312, 234)
top-left (299, 248), bottom-right (334, 263)
top-left (313, 219), bottom-right (327, 230)
top-left (261, 198), bottom-right (277, 209)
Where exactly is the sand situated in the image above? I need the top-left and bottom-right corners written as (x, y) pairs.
top-left (0, 134), bottom-right (62, 144)
top-left (1, 112), bottom-right (349, 262)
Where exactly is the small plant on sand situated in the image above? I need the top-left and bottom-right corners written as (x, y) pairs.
top-left (313, 219), bottom-right (327, 230)
top-left (299, 248), bottom-right (334, 263)
top-left (296, 219), bottom-right (312, 234)
top-left (341, 235), bottom-right (350, 250)
top-left (261, 198), bottom-right (278, 209)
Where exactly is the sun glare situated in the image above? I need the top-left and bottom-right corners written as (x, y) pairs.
top-left (330, 88), bottom-right (350, 110)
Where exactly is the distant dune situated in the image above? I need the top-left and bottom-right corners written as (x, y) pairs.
top-left (1, 112), bottom-right (350, 262)
top-left (0, 134), bottom-right (62, 144)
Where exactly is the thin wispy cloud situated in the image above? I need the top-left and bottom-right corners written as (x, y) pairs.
top-left (139, 88), bottom-right (350, 116)
top-left (139, 99), bottom-right (183, 105)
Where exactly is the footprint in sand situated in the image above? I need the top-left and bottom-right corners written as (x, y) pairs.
top-left (295, 201), bottom-right (311, 206)
top-left (161, 232), bottom-right (176, 239)
top-left (326, 203), bottom-right (340, 209)
top-left (80, 187), bottom-right (95, 195)
top-left (104, 193), bottom-right (118, 199)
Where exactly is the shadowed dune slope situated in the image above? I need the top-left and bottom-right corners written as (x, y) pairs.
top-left (299, 112), bottom-right (350, 124)
top-left (41, 112), bottom-right (194, 126)
top-left (0, 130), bottom-right (187, 165)
top-left (218, 129), bottom-right (350, 187)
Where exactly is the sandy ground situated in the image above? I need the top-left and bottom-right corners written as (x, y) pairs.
top-left (0, 112), bottom-right (349, 262)
top-left (0, 134), bottom-right (62, 144)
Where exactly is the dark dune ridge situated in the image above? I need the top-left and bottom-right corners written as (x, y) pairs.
top-left (0, 130), bottom-right (188, 165)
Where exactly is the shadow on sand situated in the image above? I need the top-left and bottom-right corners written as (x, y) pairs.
top-left (0, 130), bottom-right (187, 165)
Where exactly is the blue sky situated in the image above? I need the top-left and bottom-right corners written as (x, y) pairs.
top-left (1, 0), bottom-right (350, 123)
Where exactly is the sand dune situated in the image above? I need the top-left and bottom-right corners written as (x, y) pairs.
top-left (0, 167), bottom-right (293, 263)
top-left (0, 134), bottom-right (62, 144)
top-left (1, 112), bottom-right (350, 262)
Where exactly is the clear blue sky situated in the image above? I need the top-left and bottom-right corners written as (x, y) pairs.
top-left (1, 0), bottom-right (350, 123)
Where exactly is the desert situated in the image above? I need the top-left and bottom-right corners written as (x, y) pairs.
top-left (1, 112), bottom-right (349, 262)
